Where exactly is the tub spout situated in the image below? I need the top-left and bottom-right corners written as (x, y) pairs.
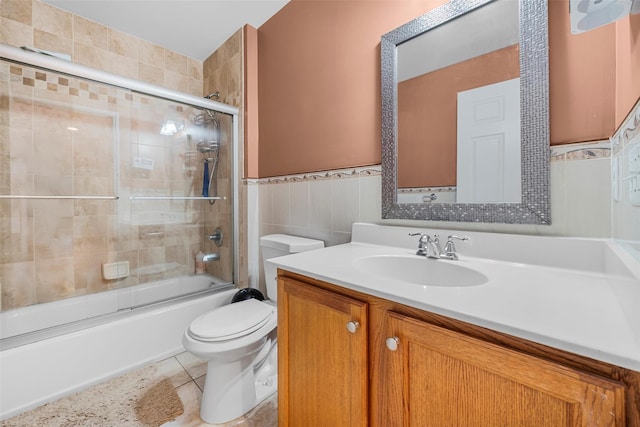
top-left (203, 253), bottom-right (220, 262)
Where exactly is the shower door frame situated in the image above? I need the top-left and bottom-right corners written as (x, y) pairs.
top-left (0, 42), bottom-right (241, 288)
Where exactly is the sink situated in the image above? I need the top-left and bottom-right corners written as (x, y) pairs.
top-left (352, 255), bottom-right (488, 287)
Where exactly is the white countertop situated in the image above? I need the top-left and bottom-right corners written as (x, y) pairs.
top-left (268, 224), bottom-right (640, 372)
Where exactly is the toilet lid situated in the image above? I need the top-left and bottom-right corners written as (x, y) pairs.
top-left (187, 299), bottom-right (274, 342)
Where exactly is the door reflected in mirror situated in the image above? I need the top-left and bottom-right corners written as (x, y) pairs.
top-left (396, 0), bottom-right (519, 204)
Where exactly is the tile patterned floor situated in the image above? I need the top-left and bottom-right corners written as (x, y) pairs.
top-left (159, 352), bottom-right (278, 426)
top-left (2, 352), bottom-right (277, 427)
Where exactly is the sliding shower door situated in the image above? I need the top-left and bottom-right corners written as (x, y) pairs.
top-left (1, 59), bottom-right (234, 335)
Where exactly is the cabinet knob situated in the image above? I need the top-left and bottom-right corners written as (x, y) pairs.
top-left (386, 336), bottom-right (400, 351)
top-left (346, 321), bottom-right (360, 333)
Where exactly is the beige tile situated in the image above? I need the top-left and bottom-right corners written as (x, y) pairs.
top-left (0, 16), bottom-right (33, 47)
top-left (33, 214), bottom-right (73, 259)
top-left (34, 256), bottom-right (75, 303)
top-left (138, 62), bottom-right (164, 86)
top-left (166, 50), bottom-right (187, 75)
top-left (153, 356), bottom-right (192, 388)
top-left (32, 0), bottom-right (72, 39)
top-left (139, 39), bottom-right (164, 66)
top-left (1, 0), bottom-right (32, 25)
top-left (107, 28), bottom-right (138, 59)
top-left (73, 15), bottom-right (107, 49)
top-left (164, 70), bottom-right (189, 93)
top-left (33, 29), bottom-right (73, 59)
top-left (187, 57), bottom-right (203, 80)
top-left (0, 261), bottom-right (35, 310)
top-left (188, 77), bottom-right (203, 97)
top-left (104, 51), bottom-right (138, 79)
top-left (73, 41), bottom-right (108, 70)
top-left (176, 351), bottom-right (208, 380)
top-left (194, 375), bottom-right (206, 393)
top-left (74, 252), bottom-right (108, 293)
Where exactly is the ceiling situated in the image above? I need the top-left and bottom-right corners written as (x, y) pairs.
top-left (42, 0), bottom-right (290, 61)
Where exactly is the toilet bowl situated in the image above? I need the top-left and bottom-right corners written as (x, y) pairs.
top-left (182, 234), bottom-right (324, 424)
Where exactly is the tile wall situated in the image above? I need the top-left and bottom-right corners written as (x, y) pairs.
top-left (612, 100), bottom-right (640, 248)
top-left (0, 0), bottom-right (248, 312)
top-left (249, 141), bottom-right (615, 292)
top-left (0, 0), bottom-right (203, 96)
top-left (0, 61), bottom-right (234, 311)
top-left (201, 28), bottom-right (249, 287)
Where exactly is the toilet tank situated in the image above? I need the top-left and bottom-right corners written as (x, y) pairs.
top-left (260, 234), bottom-right (324, 301)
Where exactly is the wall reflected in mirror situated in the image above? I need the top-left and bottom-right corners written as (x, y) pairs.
top-left (395, 0), bottom-right (520, 204)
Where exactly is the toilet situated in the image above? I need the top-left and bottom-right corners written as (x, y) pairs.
top-left (182, 234), bottom-right (324, 424)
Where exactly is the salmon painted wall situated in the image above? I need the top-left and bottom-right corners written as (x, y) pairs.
top-left (257, 0), bottom-right (637, 178)
top-left (548, 0), bottom-right (616, 145)
top-left (257, 0), bottom-right (446, 178)
top-left (397, 45), bottom-right (519, 188)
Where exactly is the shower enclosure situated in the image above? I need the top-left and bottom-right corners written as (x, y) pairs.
top-left (0, 44), bottom-right (239, 343)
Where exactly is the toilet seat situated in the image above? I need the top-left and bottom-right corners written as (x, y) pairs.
top-left (187, 299), bottom-right (275, 342)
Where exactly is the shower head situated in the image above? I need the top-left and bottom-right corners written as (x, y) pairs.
top-left (197, 140), bottom-right (219, 153)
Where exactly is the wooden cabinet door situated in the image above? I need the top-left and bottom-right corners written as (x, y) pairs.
top-left (378, 311), bottom-right (625, 427)
top-left (278, 277), bottom-right (368, 427)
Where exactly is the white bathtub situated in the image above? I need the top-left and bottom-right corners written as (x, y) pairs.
top-left (0, 276), bottom-right (237, 421)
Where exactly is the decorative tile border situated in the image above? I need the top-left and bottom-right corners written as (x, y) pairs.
top-left (612, 98), bottom-right (640, 155)
top-left (398, 186), bottom-right (456, 194)
top-left (3, 62), bottom-right (172, 109)
top-left (550, 140), bottom-right (611, 162)
top-left (246, 165), bottom-right (381, 185)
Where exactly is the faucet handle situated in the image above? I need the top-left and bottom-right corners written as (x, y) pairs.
top-left (409, 232), bottom-right (431, 256)
top-left (443, 235), bottom-right (469, 260)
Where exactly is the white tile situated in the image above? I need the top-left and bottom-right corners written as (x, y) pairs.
top-left (258, 183), bottom-right (273, 225)
top-left (331, 177), bottom-right (359, 233)
top-left (271, 182), bottom-right (290, 226)
top-left (308, 179), bottom-right (332, 234)
top-left (289, 181), bottom-right (309, 229)
top-left (358, 174), bottom-right (381, 224)
top-left (565, 158), bottom-right (611, 238)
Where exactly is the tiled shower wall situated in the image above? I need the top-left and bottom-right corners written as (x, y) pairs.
top-left (0, 62), bottom-right (233, 311)
top-left (201, 28), bottom-right (246, 286)
top-left (0, 0), bottom-right (203, 96)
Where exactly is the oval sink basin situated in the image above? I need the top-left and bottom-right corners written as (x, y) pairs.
top-left (352, 255), bottom-right (488, 287)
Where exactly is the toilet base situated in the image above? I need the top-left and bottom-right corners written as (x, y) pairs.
top-left (199, 341), bottom-right (277, 424)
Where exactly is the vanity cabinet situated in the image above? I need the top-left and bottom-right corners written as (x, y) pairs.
top-left (379, 311), bottom-right (624, 426)
top-left (278, 270), bottom-right (637, 427)
top-left (278, 276), bottom-right (368, 426)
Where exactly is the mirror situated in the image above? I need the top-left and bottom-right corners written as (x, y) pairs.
top-left (381, 0), bottom-right (550, 224)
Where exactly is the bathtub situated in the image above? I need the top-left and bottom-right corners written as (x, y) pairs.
top-left (0, 275), bottom-right (237, 421)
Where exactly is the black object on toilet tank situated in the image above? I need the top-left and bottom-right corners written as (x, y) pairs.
top-left (231, 288), bottom-right (265, 303)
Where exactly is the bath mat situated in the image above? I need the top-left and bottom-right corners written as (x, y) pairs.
top-left (1, 365), bottom-right (182, 427)
top-left (134, 378), bottom-right (184, 426)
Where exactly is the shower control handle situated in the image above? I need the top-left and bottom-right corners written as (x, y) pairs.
top-left (208, 228), bottom-right (223, 247)
top-left (346, 321), bottom-right (360, 334)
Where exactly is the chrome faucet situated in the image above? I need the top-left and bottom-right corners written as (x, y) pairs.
top-left (409, 233), bottom-right (469, 260)
top-left (408, 233), bottom-right (440, 259)
top-left (202, 253), bottom-right (220, 262)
